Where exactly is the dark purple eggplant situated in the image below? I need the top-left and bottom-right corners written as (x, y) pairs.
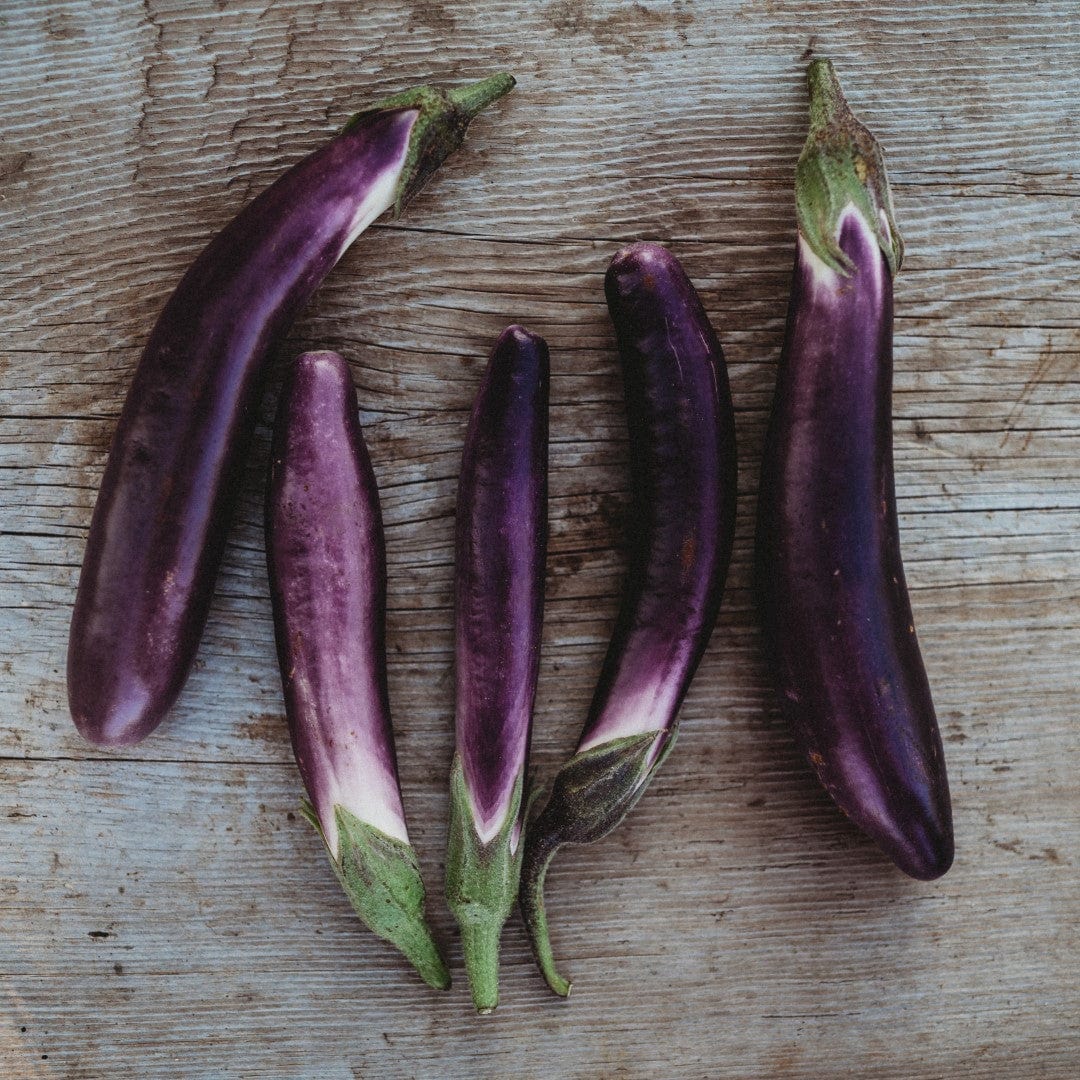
top-left (755, 58), bottom-right (953, 880)
top-left (520, 243), bottom-right (737, 996)
top-left (67, 73), bottom-right (514, 746)
top-left (445, 325), bottom-right (549, 1013)
top-left (266, 349), bottom-right (448, 990)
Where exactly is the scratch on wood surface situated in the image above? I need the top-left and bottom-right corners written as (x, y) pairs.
top-left (998, 330), bottom-right (1080, 448)
top-left (136, 0), bottom-right (166, 148)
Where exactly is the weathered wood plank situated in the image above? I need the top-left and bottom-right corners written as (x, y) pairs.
top-left (1, 736), bottom-right (1077, 1076)
top-left (1, 0), bottom-right (1078, 1076)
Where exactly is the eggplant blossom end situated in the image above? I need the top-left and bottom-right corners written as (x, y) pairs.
top-left (303, 801), bottom-right (450, 990)
top-left (346, 72), bottom-right (515, 218)
top-left (796, 58), bottom-right (903, 277)
top-left (445, 755), bottom-right (527, 1013)
top-left (519, 729), bottom-right (677, 997)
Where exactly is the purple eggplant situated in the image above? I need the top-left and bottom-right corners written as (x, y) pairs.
top-left (266, 350), bottom-right (448, 989)
top-left (520, 244), bottom-right (737, 996)
top-left (445, 325), bottom-right (549, 1013)
top-left (67, 73), bottom-right (514, 747)
top-left (754, 59), bottom-right (952, 880)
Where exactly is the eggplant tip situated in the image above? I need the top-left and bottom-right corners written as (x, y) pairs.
top-left (69, 693), bottom-right (155, 748)
top-left (888, 816), bottom-right (955, 881)
top-left (607, 240), bottom-right (672, 276)
top-left (295, 349), bottom-right (346, 369)
top-left (72, 719), bottom-right (145, 749)
top-left (497, 323), bottom-right (543, 348)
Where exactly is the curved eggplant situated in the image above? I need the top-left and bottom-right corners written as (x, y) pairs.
top-left (267, 350), bottom-right (448, 990)
top-left (445, 325), bottom-right (549, 1014)
top-left (755, 59), bottom-right (952, 881)
top-left (67, 73), bottom-right (514, 746)
top-left (520, 243), bottom-right (738, 996)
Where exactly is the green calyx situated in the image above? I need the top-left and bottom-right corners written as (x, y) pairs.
top-left (519, 728), bottom-right (678, 998)
top-left (344, 72), bottom-right (515, 217)
top-left (301, 801), bottom-right (450, 990)
top-left (444, 755), bottom-right (528, 1014)
top-left (795, 58), bottom-right (903, 277)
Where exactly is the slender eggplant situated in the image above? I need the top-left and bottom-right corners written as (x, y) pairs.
top-left (520, 244), bottom-right (738, 996)
top-left (266, 350), bottom-right (448, 989)
top-left (755, 59), bottom-right (953, 880)
top-left (445, 325), bottom-right (549, 1014)
top-left (67, 73), bottom-right (515, 747)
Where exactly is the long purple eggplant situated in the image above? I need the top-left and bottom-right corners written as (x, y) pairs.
top-left (445, 325), bottom-right (549, 1014)
top-left (755, 59), bottom-right (953, 880)
top-left (67, 73), bottom-right (514, 746)
top-left (266, 350), bottom-right (448, 989)
top-left (520, 244), bottom-right (737, 996)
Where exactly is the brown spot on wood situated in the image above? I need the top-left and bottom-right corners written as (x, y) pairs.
top-left (46, 13), bottom-right (86, 39)
top-left (244, 711), bottom-right (282, 744)
top-left (545, 0), bottom-right (693, 57)
top-left (406, 1), bottom-right (457, 31)
top-left (770, 1045), bottom-right (802, 1074)
top-left (0, 151), bottom-right (32, 183)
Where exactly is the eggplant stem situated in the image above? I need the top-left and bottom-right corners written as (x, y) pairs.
top-left (795, 57), bottom-right (904, 277)
top-left (445, 758), bottom-right (528, 1012)
top-left (449, 73), bottom-right (516, 121)
top-left (396, 921), bottom-right (454, 993)
top-left (806, 58), bottom-right (846, 134)
top-left (460, 918), bottom-right (503, 1014)
top-left (519, 830), bottom-right (572, 998)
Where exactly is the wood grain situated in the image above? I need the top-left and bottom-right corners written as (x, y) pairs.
top-left (2, 1), bottom-right (1078, 1076)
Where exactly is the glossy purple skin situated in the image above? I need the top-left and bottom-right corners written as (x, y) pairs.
top-left (582, 242), bottom-right (737, 754)
top-left (266, 351), bottom-right (405, 845)
top-left (755, 213), bottom-right (953, 880)
top-left (67, 107), bottom-right (416, 746)
top-left (455, 326), bottom-right (549, 841)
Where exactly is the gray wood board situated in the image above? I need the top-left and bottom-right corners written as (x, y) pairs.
top-left (1, 1), bottom-right (1078, 1076)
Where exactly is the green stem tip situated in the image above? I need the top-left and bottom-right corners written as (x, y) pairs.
top-left (459, 918), bottom-right (504, 1014)
top-left (449, 72), bottom-right (516, 121)
top-left (806, 57), bottom-right (846, 133)
top-left (519, 830), bottom-right (573, 998)
top-left (796, 57), bottom-right (904, 276)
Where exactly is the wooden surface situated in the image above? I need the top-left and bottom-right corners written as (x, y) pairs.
top-left (2, 1), bottom-right (1078, 1076)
